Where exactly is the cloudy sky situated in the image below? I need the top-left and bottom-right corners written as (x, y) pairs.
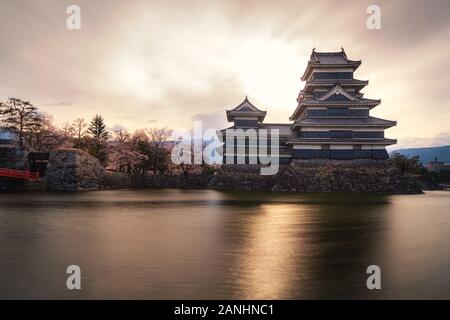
top-left (1, 0), bottom-right (449, 149)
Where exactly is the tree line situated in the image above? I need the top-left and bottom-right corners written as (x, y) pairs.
top-left (0, 97), bottom-right (181, 174)
top-left (389, 152), bottom-right (450, 184)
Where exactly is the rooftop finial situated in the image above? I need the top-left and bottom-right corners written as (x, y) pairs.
top-left (341, 47), bottom-right (345, 52)
top-left (312, 47), bottom-right (316, 53)
top-left (245, 94), bottom-right (248, 101)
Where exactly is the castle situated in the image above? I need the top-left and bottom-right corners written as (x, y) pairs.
top-left (221, 49), bottom-right (396, 164)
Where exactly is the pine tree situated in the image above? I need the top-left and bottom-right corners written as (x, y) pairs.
top-left (86, 115), bottom-right (109, 165)
top-left (88, 115), bottom-right (108, 140)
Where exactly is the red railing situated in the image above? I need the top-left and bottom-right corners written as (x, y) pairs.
top-left (0, 168), bottom-right (40, 181)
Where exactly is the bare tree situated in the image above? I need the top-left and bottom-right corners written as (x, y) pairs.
top-left (71, 118), bottom-right (87, 143)
top-left (0, 98), bottom-right (40, 147)
top-left (24, 113), bottom-right (70, 151)
top-left (62, 122), bottom-right (75, 137)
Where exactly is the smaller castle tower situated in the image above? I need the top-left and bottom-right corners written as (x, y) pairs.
top-left (225, 96), bottom-right (267, 128)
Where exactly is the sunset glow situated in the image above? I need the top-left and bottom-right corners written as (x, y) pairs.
top-left (1, 0), bottom-right (449, 148)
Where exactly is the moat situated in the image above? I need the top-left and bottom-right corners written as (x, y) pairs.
top-left (1, 189), bottom-right (449, 299)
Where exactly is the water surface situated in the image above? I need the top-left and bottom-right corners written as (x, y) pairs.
top-left (0, 189), bottom-right (449, 299)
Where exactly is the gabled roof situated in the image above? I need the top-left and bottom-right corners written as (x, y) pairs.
top-left (309, 48), bottom-right (361, 65)
top-left (318, 85), bottom-right (358, 101)
top-left (228, 96), bottom-right (265, 112)
top-left (311, 51), bottom-right (348, 64)
top-left (300, 97), bottom-right (381, 106)
top-left (226, 96), bottom-right (267, 122)
top-left (289, 85), bottom-right (381, 120)
top-left (301, 48), bottom-right (361, 81)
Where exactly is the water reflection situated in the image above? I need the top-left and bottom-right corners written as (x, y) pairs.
top-left (0, 190), bottom-right (449, 299)
top-left (219, 195), bottom-right (391, 299)
top-left (225, 204), bottom-right (304, 299)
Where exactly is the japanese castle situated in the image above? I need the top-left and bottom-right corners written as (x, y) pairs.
top-left (221, 48), bottom-right (396, 164)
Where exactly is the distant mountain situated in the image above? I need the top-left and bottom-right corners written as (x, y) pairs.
top-left (391, 145), bottom-right (450, 164)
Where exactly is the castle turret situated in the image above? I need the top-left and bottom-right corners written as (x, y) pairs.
top-left (226, 96), bottom-right (267, 128)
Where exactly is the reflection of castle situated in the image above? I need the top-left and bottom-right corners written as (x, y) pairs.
top-left (221, 49), bottom-right (396, 164)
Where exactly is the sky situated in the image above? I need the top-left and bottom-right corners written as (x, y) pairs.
top-left (0, 0), bottom-right (449, 149)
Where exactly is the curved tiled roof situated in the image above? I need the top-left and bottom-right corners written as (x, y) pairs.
top-left (293, 116), bottom-right (396, 128)
top-left (290, 83), bottom-right (381, 120)
top-left (287, 138), bottom-right (397, 145)
top-left (226, 96), bottom-right (266, 122)
top-left (301, 49), bottom-right (362, 81)
top-left (304, 79), bottom-right (368, 89)
top-left (302, 98), bottom-right (380, 105)
top-left (220, 123), bottom-right (293, 136)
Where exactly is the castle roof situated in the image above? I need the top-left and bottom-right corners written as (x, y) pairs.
top-left (292, 116), bottom-right (396, 129)
top-left (308, 98), bottom-right (380, 105)
top-left (290, 84), bottom-right (381, 120)
top-left (303, 79), bottom-right (368, 93)
top-left (301, 48), bottom-right (361, 81)
top-left (286, 138), bottom-right (397, 146)
top-left (220, 123), bottom-right (292, 137)
top-left (226, 96), bottom-right (267, 122)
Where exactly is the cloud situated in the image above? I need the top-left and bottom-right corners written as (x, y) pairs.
top-left (0, 0), bottom-right (449, 149)
top-left (391, 132), bottom-right (450, 150)
top-left (44, 101), bottom-right (73, 107)
top-left (109, 123), bottom-right (127, 133)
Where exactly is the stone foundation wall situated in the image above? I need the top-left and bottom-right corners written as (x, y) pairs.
top-left (101, 172), bottom-right (213, 189)
top-left (6, 148), bottom-right (424, 194)
top-left (46, 148), bottom-right (105, 191)
top-left (207, 164), bottom-right (288, 191)
top-left (272, 159), bottom-right (423, 194)
top-left (416, 174), bottom-right (443, 191)
top-left (44, 148), bottom-right (214, 192)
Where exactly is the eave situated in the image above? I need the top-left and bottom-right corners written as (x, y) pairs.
top-left (301, 61), bottom-right (362, 81)
top-left (226, 111), bottom-right (267, 122)
top-left (286, 138), bottom-right (397, 146)
top-left (303, 80), bottom-right (368, 93)
top-left (289, 100), bottom-right (381, 121)
top-left (292, 121), bottom-right (396, 130)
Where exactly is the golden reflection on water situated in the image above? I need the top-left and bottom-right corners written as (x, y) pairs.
top-left (233, 203), bottom-right (311, 299)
